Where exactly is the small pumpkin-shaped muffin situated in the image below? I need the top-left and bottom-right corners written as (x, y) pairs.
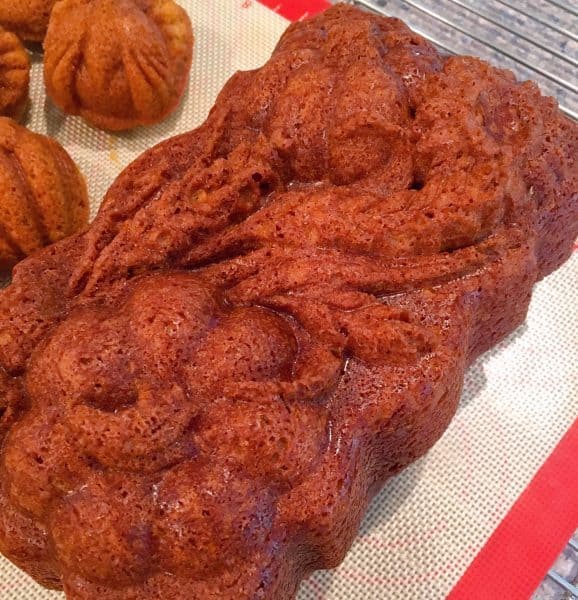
top-left (0, 0), bottom-right (58, 42)
top-left (44, 0), bottom-right (194, 131)
top-left (0, 27), bottom-right (30, 121)
top-left (0, 117), bottom-right (89, 272)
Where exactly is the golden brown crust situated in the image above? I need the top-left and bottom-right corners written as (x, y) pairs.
top-left (0, 117), bottom-right (89, 272)
top-left (0, 5), bottom-right (576, 599)
top-left (43, 0), bottom-right (194, 131)
top-left (0, 0), bottom-right (57, 42)
top-left (0, 27), bottom-right (29, 121)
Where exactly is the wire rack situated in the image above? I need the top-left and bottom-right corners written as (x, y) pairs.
top-left (344, 0), bottom-right (578, 121)
top-left (546, 570), bottom-right (578, 599)
top-left (532, 534), bottom-right (578, 599)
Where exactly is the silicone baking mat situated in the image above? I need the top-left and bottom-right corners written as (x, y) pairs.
top-left (0, 1), bottom-right (577, 598)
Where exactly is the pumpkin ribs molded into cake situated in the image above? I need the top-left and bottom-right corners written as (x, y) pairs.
top-left (0, 27), bottom-right (30, 121)
top-left (0, 117), bottom-right (89, 273)
top-left (43, 0), bottom-right (194, 131)
top-left (0, 6), bottom-right (576, 599)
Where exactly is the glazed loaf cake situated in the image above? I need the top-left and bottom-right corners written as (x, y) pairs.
top-left (0, 5), bottom-right (576, 599)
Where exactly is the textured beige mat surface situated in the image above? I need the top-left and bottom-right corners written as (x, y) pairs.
top-left (0, 1), bottom-right (576, 598)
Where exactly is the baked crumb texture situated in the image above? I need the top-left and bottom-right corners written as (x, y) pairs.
top-left (0, 0), bottom-right (58, 42)
top-left (0, 6), bottom-right (576, 599)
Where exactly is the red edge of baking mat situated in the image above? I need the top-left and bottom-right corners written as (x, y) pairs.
top-left (449, 418), bottom-right (578, 600)
top-left (257, 0), bottom-right (331, 21)
top-left (257, 1), bottom-right (578, 598)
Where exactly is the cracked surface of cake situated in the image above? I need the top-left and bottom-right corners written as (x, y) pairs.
top-left (0, 5), bottom-right (576, 599)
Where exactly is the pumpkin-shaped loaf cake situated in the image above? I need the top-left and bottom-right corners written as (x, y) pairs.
top-left (0, 0), bottom-right (58, 42)
top-left (0, 117), bottom-right (89, 273)
top-left (43, 0), bottom-right (194, 131)
top-left (0, 27), bottom-right (30, 121)
top-left (0, 6), bottom-right (576, 600)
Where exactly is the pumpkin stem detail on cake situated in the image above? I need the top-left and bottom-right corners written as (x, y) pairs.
top-left (0, 5), bottom-right (576, 599)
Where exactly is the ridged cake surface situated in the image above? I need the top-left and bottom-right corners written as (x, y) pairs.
top-left (0, 27), bottom-right (29, 121)
top-left (0, 117), bottom-right (88, 273)
top-left (44, 0), bottom-right (194, 131)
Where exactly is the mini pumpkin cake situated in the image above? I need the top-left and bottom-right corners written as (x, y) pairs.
top-left (43, 0), bottom-right (194, 131)
top-left (0, 27), bottom-right (30, 121)
top-left (0, 0), bottom-right (58, 42)
top-left (0, 117), bottom-right (89, 273)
